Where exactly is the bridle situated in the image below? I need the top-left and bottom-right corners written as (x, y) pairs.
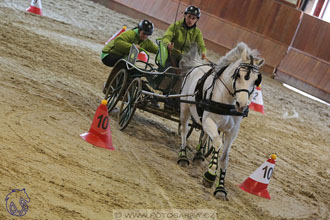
top-left (218, 55), bottom-right (261, 98)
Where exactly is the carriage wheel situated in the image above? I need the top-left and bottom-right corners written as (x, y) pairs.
top-left (117, 78), bottom-right (142, 130)
top-left (199, 130), bottom-right (214, 158)
top-left (104, 68), bottom-right (128, 113)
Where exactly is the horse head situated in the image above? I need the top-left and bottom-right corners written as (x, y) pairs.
top-left (224, 43), bottom-right (264, 112)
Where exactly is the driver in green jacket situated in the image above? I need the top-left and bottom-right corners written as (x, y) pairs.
top-left (157, 5), bottom-right (206, 100)
top-left (162, 5), bottom-right (207, 67)
top-left (101, 19), bottom-right (158, 67)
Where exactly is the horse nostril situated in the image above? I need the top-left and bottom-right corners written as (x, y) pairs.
top-left (236, 101), bottom-right (240, 108)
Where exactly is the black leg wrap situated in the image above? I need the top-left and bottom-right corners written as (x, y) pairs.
top-left (203, 171), bottom-right (216, 183)
top-left (177, 148), bottom-right (190, 165)
top-left (206, 149), bottom-right (219, 170)
top-left (214, 169), bottom-right (227, 197)
top-left (214, 186), bottom-right (227, 197)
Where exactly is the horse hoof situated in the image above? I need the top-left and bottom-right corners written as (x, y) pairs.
top-left (214, 192), bottom-right (228, 201)
top-left (177, 158), bottom-right (190, 167)
top-left (193, 152), bottom-right (205, 164)
top-left (202, 171), bottom-right (216, 188)
top-left (214, 187), bottom-right (228, 201)
top-left (202, 178), bottom-right (214, 188)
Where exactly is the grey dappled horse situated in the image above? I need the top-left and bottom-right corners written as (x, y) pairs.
top-left (178, 42), bottom-right (264, 199)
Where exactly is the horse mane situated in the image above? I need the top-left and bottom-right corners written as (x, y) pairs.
top-left (179, 43), bottom-right (202, 72)
top-left (179, 42), bottom-right (261, 73)
top-left (215, 42), bottom-right (259, 72)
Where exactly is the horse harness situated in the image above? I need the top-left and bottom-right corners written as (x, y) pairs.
top-left (181, 56), bottom-right (262, 120)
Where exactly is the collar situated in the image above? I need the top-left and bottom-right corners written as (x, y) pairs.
top-left (133, 28), bottom-right (142, 42)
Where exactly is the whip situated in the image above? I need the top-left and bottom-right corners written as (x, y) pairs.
top-left (172, 0), bottom-right (182, 43)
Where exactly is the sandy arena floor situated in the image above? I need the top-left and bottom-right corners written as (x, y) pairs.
top-left (0, 1), bottom-right (329, 219)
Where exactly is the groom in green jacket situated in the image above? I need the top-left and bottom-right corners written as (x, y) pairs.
top-left (101, 20), bottom-right (158, 67)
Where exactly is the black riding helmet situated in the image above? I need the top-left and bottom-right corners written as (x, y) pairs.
top-left (138, 20), bottom-right (154, 35)
top-left (184, 5), bottom-right (201, 19)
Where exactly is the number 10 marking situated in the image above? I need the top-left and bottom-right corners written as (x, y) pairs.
top-left (97, 115), bottom-right (109, 129)
top-left (262, 166), bottom-right (273, 180)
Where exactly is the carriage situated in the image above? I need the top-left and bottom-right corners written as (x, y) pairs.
top-left (103, 43), bottom-right (213, 156)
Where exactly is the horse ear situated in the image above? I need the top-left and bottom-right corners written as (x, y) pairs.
top-left (255, 74), bottom-right (262, 87)
top-left (241, 48), bottom-right (249, 62)
top-left (237, 42), bottom-right (247, 52)
top-left (255, 58), bottom-right (265, 67)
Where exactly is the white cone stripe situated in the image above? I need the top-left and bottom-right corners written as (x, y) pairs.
top-left (249, 161), bottom-right (275, 184)
top-left (30, 0), bottom-right (42, 9)
top-left (251, 89), bottom-right (263, 105)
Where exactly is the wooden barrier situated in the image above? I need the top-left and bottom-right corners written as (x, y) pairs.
top-left (275, 14), bottom-right (330, 103)
top-left (182, 0), bottom-right (301, 45)
top-left (292, 14), bottom-right (330, 62)
top-left (275, 48), bottom-right (330, 103)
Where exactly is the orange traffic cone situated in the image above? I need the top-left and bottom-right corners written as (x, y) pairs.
top-left (249, 86), bottom-right (264, 114)
top-left (105, 26), bottom-right (127, 45)
top-left (80, 100), bottom-right (115, 150)
top-left (26, 0), bottom-right (43, 16)
top-left (239, 154), bottom-right (277, 199)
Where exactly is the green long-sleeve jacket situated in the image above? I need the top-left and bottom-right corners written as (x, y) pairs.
top-left (162, 19), bottom-right (206, 60)
top-left (101, 28), bottom-right (158, 59)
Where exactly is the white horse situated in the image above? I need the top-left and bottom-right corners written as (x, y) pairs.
top-left (178, 42), bottom-right (264, 199)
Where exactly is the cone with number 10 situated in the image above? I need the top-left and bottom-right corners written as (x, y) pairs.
top-left (239, 154), bottom-right (277, 199)
top-left (80, 100), bottom-right (114, 150)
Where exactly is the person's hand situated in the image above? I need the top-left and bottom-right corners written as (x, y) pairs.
top-left (135, 45), bottom-right (140, 50)
top-left (167, 42), bottom-right (174, 51)
top-left (201, 53), bottom-right (206, 60)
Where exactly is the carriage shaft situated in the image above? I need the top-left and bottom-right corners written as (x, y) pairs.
top-left (141, 90), bottom-right (196, 99)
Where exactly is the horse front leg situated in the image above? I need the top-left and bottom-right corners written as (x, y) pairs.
top-left (202, 117), bottom-right (222, 188)
top-left (177, 103), bottom-right (191, 167)
top-left (192, 130), bottom-right (208, 163)
top-left (214, 128), bottom-right (239, 200)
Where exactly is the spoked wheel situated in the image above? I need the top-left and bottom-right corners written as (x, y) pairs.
top-left (199, 130), bottom-right (214, 158)
top-left (104, 68), bottom-right (128, 113)
top-left (117, 78), bottom-right (142, 130)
